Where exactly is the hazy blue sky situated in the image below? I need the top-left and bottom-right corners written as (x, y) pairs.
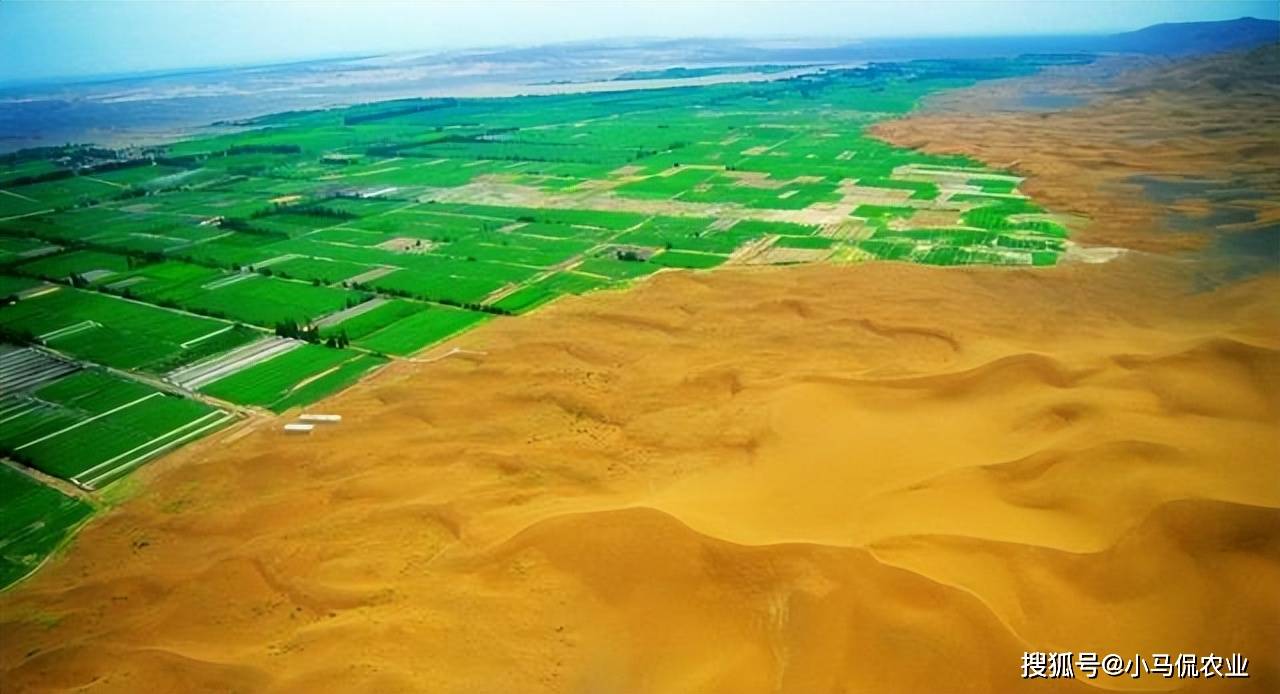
top-left (2, 0), bottom-right (1276, 83)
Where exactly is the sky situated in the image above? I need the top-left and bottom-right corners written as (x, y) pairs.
top-left (2, 0), bottom-right (1277, 83)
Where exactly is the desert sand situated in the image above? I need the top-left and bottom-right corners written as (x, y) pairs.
top-left (2, 50), bottom-right (1278, 693)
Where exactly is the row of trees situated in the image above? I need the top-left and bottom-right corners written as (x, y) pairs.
top-left (273, 319), bottom-right (351, 348)
top-left (342, 98), bottom-right (457, 126)
top-left (349, 281), bottom-right (512, 316)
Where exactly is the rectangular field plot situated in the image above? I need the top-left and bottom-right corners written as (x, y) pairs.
top-left (0, 157), bottom-right (62, 186)
top-left (15, 249), bottom-right (133, 284)
top-left (178, 275), bottom-right (367, 326)
top-left (369, 268), bottom-right (512, 305)
top-left (0, 190), bottom-right (52, 218)
top-left (424, 203), bottom-right (647, 232)
top-left (613, 216), bottom-right (752, 255)
top-left (0, 346), bottom-right (79, 392)
top-left (728, 220), bottom-right (821, 238)
top-left (318, 299), bottom-right (419, 340)
top-left (615, 169), bottom-right (719, 199)
top-left (2, 175), bottom-right (123, 212)
top-left (435, 234), bottom-right (595, 268)
top-left (0, 287), bottom-right (260, 373)
top-left (177, 232), bottom-right (284, 268)
top-left (490, 271), bottom-right (609, 314)
top-left (266, 256), bottom-right (373, 283)
top-left (0, 370), bottom-right (233, 489)
top-left (0, 466), bottom-right (93, 589)
top-left (774, 235), bottom-right (836, 250)
top-left (307, 197), bottom-right (405, 218)
top-left (306, 227), bottom-right (390, 247)
top-left (8, 209), bottom-right (226, 257)
top-left (317, 297), bottom-right (487, 354)
top-left (269, 353), bottom-right (387, 412)
top-left (0, 235), bottom-right (59, 263)
top-left (131, 190), bottom-right (275, 220)
top-left (0, 274), bottom-right (44, 298)
top-left (649, 250), bottom-right (729, 269)
top-left (242, 212), bottom-right (346, 237)
top-left (99, 260), bottom-right (224, 303)
top-left (199, 344), bottom-right (387, 412)
top-left (575, 256), bottom-right (663, 280)
top-left (353, 305), bottom-right (490, 356)
top-left (510, 222), bottom-right (605, 240)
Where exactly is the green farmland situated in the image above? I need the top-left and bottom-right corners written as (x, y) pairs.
top-left (199, 344), bottom-right (387, 411)
top-left (0, 54), bottom-right (1080, 588)
top-left (354, 309), bottom-right (484, 354)
top-left (0, 465), bottom-right (93, 588)
top-left (0, 369), bottom-right (232, 489)
top-left (0, 287), bottom-right (260, 373)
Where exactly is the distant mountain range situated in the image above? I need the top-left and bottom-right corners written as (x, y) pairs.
top-left (1099, 17), bottom-right (1279, 55)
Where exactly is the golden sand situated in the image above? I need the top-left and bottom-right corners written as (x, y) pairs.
top-left (2, 51), bottom-right (1278, 693)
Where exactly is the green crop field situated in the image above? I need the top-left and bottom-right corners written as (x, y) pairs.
top-left (0, 273), bottom-right (43, 297)
top-left (0, 369), bottom-right (232, 488)
top-left (0, 287), bottom-right (258, 372)
top-left (0, 53), bottom-right (1082, 586)
top-left (199, 344), bottom-right (385, 411)
top-left (317, 297), bottom-right (489, 355)
top-left (318, 299), bottom-right (421, 340)
top-left (0, 466), bottom-right (93, 588)
top-left (179, 275), bottom-right (366, 326)
top-left (0, 236), bottom-right (56, 263)
top-left (775, 235), bottom-right (836, 250)
top-left (354, 305), bottom-right (490, 355)
top-left (266, 256), bottom-right (373, 283)
top-left (576, 256), bottom-right (664, 280)
top-left (650, 250), bottom-right (729, 269)
top-left (268, 353), bottom-right (388, 412)
top-left (492, 271), bottom-right (610, 314)
top-left (99, 260), bottom-right (224, 303)
top-left (16, 249), bottom-right (133, 284)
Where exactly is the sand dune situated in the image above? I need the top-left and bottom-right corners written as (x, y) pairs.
top-left (3, 52), bottom-right (1279, 692)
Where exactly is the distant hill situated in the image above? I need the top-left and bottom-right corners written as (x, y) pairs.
top-left (1097, 17), bottom-right (1279, 55)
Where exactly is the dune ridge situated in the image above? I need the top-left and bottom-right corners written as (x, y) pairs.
top-left (3, 257), bottom-right (1275, 692)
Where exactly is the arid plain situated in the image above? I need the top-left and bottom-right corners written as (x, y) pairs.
top-left (2, 49), bottom-right (1278, 692)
